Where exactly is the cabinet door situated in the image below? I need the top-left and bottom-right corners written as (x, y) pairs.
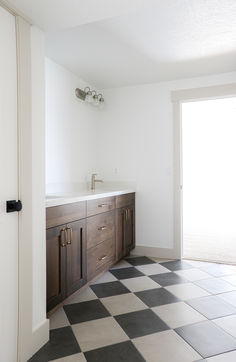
top-left (46, 225), bottom-right (67, 312)
top-left (66, 219), bottom-right (87, 296)
top-left (125, 204), bottom-right (135, 254)
top-left (116, 204), bottom-right (135, 260)
top-left (116, 207), bottom-right (126, 261)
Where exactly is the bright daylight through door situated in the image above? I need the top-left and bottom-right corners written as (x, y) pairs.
top-left (182, 97), bottom-right (236, 264)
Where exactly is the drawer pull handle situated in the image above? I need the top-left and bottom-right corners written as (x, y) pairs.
top-left (60, 228), bottom-right (67, 247)
top-left (98, 255), bottom-right (107, 261)
top-left (98, 226), bottom-right (107, 231)
top-left (98, 203), bottom-right (110, 208)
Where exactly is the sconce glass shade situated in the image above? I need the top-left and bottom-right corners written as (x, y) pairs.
top-left (84, 87), bottom-right (93, 103)
top-left (85, 91), bottom-right (93, 103)
top-left (93, 94), bottom-right (99, 106)
top-left (98, 94), bottom-right (104, 108)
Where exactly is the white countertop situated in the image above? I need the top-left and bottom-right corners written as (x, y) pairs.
top-left (46, 189), bottom-right (135, 208)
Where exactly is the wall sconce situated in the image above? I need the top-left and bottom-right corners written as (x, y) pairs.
top-left (75, 86), bottom-right (104, 107)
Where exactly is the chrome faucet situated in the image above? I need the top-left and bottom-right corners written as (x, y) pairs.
top-left (91, 173), bottom-right (103, 191)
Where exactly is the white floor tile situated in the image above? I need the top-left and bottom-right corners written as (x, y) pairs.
top-left (92, 271), bottom-right (117, 284)
top-left (64, 287), bottom-right (97, 304)
top-left (72, 316), bottom-right (129, 352)
top-left (185, 260), bottom-right (215, 268)
top-left (152, 302), bottom-right (206, 328)
top-left (49, 308), bottom-right (70, 330)
top-left (135, 263), bottom-right (170, 275)
top-left (121, 276), bottom-right (160, 292)
top-left (175, 268), bottom-right (211, 282)
top-left (165, 283), bottom-right (209, 300)
top-left (133, 330), bottom-right (201, 362)
top-left (207, 350), bottom-right (236, 361)
top-left (218, 291), bottom-right (236, 308)
top-left (221, 275), bottom-right (236, 287)
top-left (213, 315), bottom-right (236, 338)
top-left (101, 293), bottom-right (147, 315)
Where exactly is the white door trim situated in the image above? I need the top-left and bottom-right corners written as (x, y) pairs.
top-left (172, 83), bottom-right (236, 260)
top-left (16, 15), bottom-right (34, 362)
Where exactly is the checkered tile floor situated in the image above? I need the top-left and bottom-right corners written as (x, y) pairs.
top-left (29, 257), bottom-right (236, 362)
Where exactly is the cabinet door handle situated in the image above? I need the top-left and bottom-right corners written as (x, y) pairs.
top-left (98, 226), bottom-right (107, 231)
top-left (66, 226), bottom-right (72, 245)
top-left (60, 228), bottom-right (67, 247)
top-left (98, 255), bottom-right (107, 261)
top-left (98, 203), bottom-right (111, 208)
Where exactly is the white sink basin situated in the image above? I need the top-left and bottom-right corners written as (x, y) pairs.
top-left (46, 195), bottom-right (63, 200)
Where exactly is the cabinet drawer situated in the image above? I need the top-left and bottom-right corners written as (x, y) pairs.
top-left (87, 196), bottom-right (115, 217)
top-left (87, 238), bottom-right (115, 280)
top-left (116, 193), bottom-right (135, 209)
top-left (87, 211), bottom-right (115, 249)
top-left (46, 201), bottom-right (86, 229)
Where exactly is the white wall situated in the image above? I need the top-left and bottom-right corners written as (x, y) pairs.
top-left (45, 58), bottom-right (97, 193)
top-left (96, 72), bottom-right (236, 254)
top-left (45, 59), bottom-right (236, 256)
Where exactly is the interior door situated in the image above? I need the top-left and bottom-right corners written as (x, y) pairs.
top-left (0, 6), bottom-right (18, 362)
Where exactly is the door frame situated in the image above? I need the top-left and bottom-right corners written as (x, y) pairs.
top-left (172, 83), bottom-right (236, 260)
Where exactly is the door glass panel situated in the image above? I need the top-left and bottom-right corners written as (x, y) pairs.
top-left (182, 97), bottom-right (236, 263)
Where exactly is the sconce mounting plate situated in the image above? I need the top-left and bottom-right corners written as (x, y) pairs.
top-left (75, 88), bottom-right (86, 101)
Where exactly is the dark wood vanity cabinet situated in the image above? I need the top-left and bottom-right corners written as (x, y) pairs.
top-left (116, 194), bottom-right (135, 260)
top-left (46, 193), bottom-right (135, 313)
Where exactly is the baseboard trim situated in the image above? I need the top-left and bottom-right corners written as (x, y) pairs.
top-left (31, 318), bottom-right (49, 359)
top-left (131, 245), bottom-right (179, 260)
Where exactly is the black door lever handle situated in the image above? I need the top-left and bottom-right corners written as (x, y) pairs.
top-left (6, 200), bottom-right (22, 213)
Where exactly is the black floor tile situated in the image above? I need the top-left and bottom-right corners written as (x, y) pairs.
top-left (90, 281), bottom-right (130, 298)
top-left (194, 278), bottom-right (236, 294)
top-left (125, 256), bottom-right (156, 266)
top-left (187, 295), bottom-right (236, 319)
top-left (135, 287), bottom-right (180, 307)
top-left (175, 320), bottom-right (236, 358)
top-left (110, 267), bottom-right (144, 280)
top-left (149, 272), bottom-right (188, 286)
top-left (115, 309), bottom-right (169, 339)
top-left (84, 341), bottom-right (145, 362)
top-left (160, 260), bottom-right (192, 271)
top-left (63, 299), bottom-right (110, 324)
top-left (29, 327), bottom-right (80, 362)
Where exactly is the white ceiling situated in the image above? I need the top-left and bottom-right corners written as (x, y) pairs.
top-left (8, 0), bottom-right (236, 88)
top-left (7, 0), bottom-right (157, 30)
